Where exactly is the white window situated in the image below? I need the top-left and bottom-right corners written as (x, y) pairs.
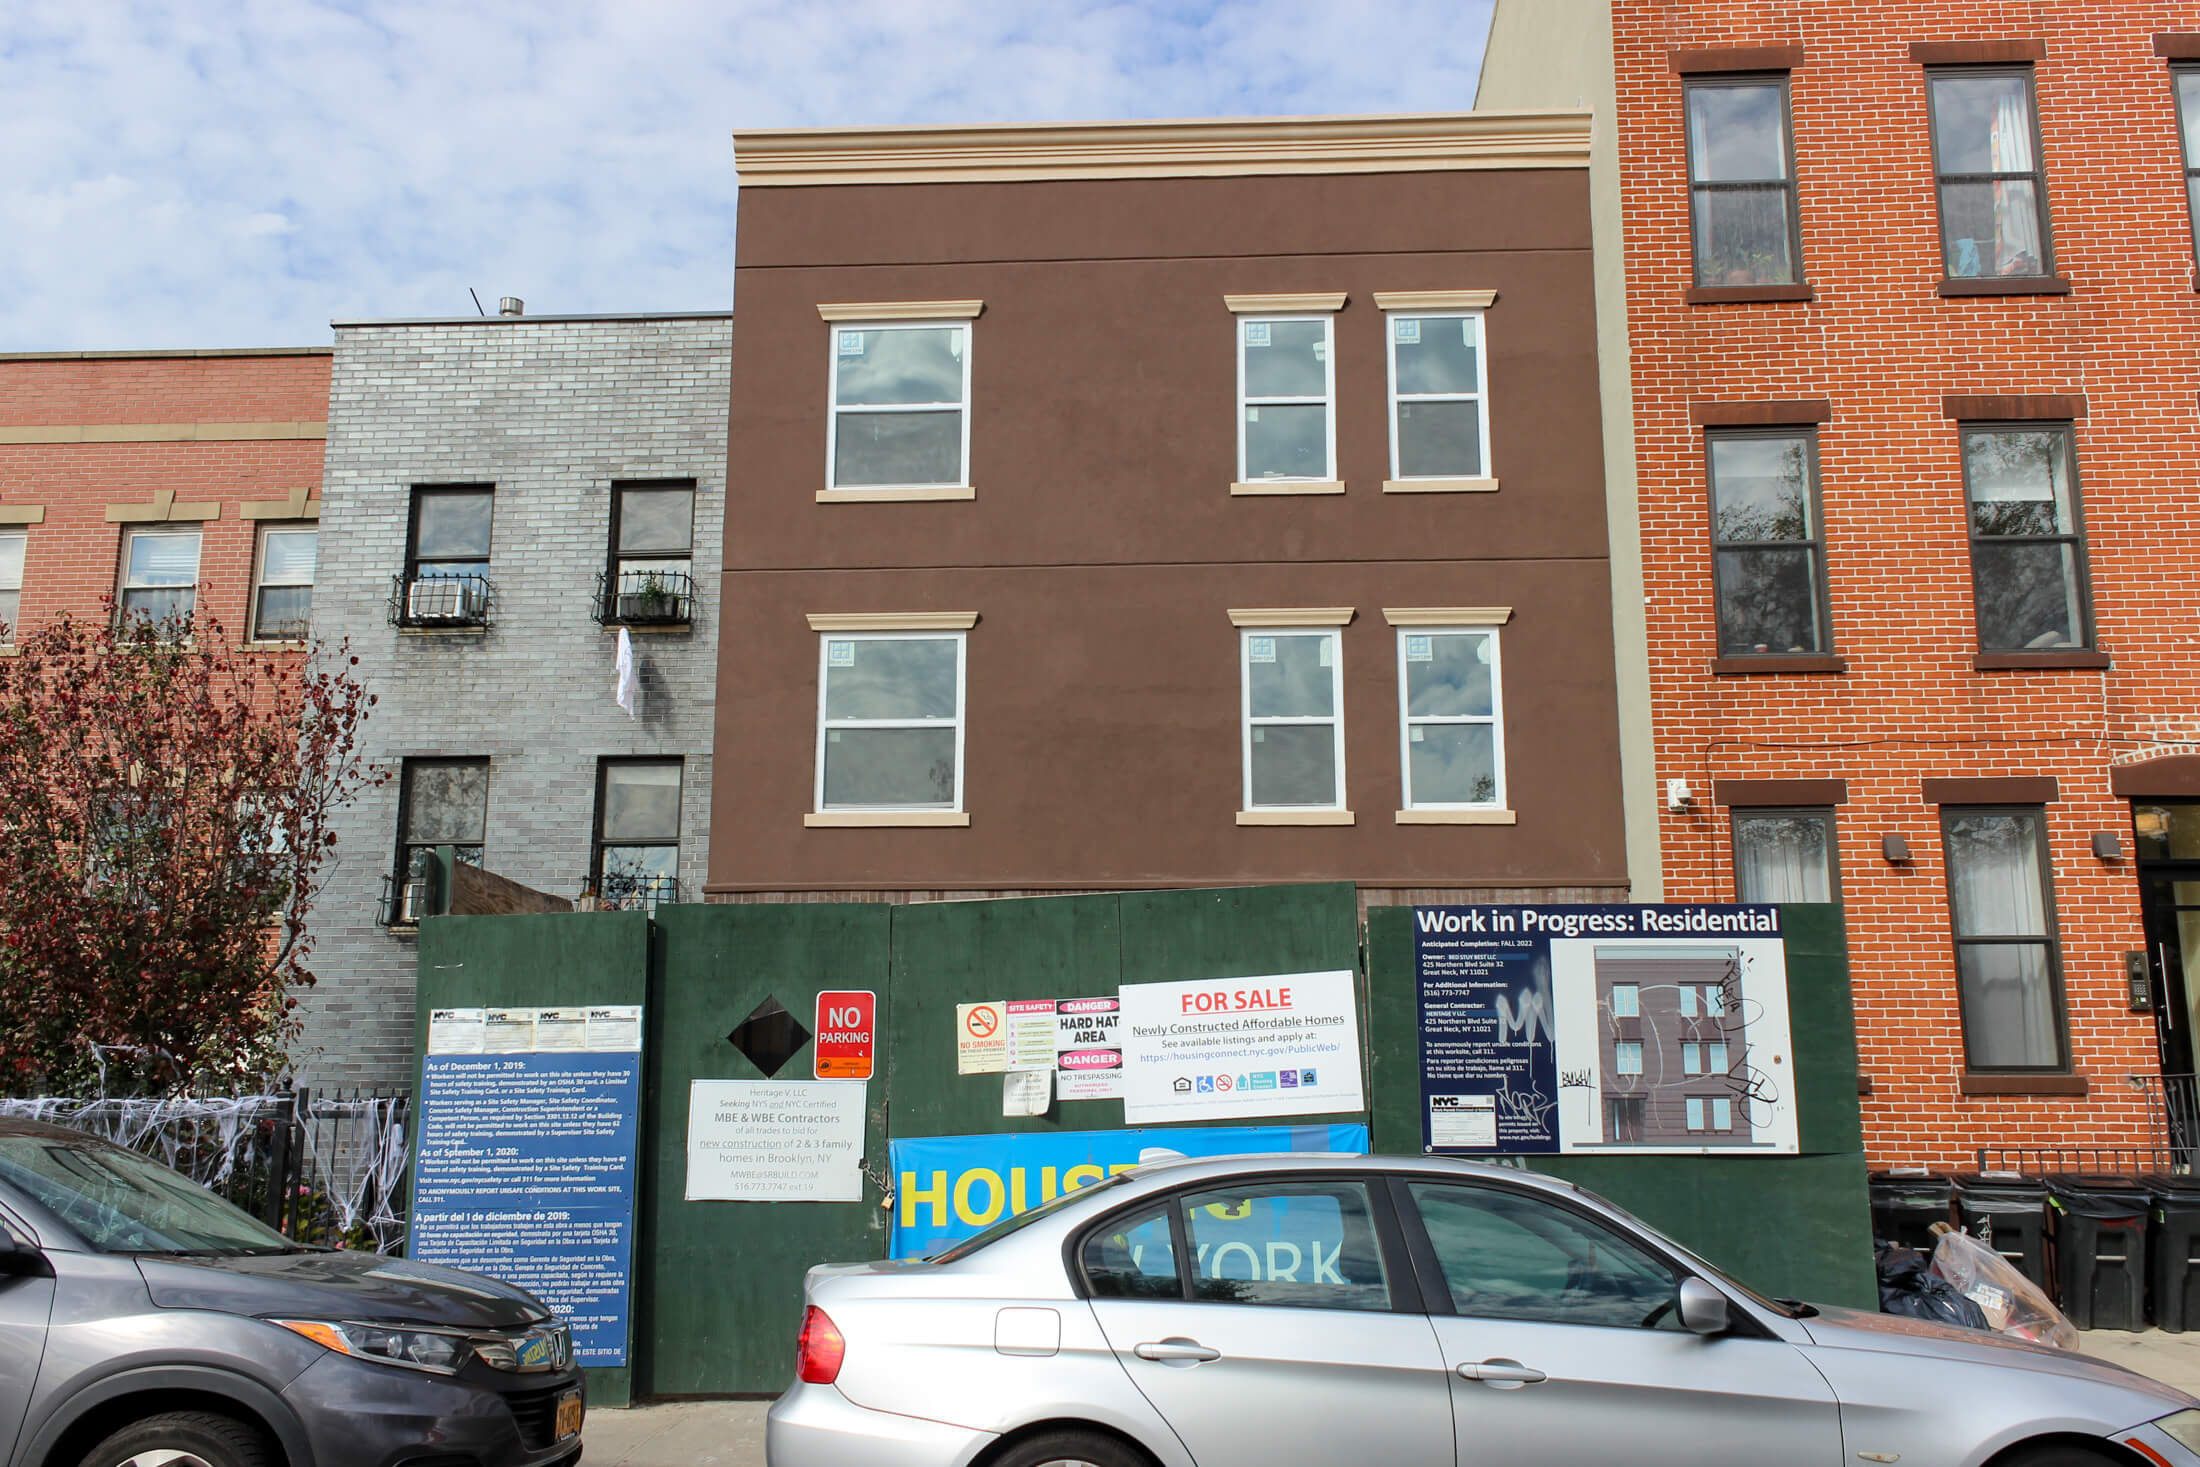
top-left (252, 525), bottom-right (316, 642)
top-left (815, 632), bottom-right (966, 811)
top-left (1680, 983), bottom-right (1723, 1019)
top-left (1686, 1097), bottom-right (1706, 1131)
top-left (1609, 984), bottom-right (1639, 1018)
top-left (1614, 1041), bottom-right (1643, 1076)
top-left (828, 322), bottom-right (971, 490)
top-left (1242, 628), bottom-right (1344, 810)
top-left (1682, 1042), bottom-right (1702, 1075)
top-left (1713, 1097), bottom-right (1733, 1129)
top-left (1386, 311), bottom-right (1489, 481)
top-left (1397, 627), bottom-right (1505, 809)
top-left (0, 532), bottom-right (22, 643)
top-left (1238, 314), bottom-right (1335, 483)
top-left (1708, 1041), bottom-right (1729, 1074)
top-left (119, 526), bottom-right (201, 632)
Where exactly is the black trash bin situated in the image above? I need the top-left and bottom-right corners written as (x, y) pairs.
top-left (2142, 1173), bottom-right (2200, 1334)
top-left (1869, 1169), bottom-right (1955, 1251)
top-left (2046, 1173), bottom-right (2151, 1331)
top-left (1951, 1171), bottom-right (2050, 1292)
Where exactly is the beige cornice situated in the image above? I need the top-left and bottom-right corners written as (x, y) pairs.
top-left (1231, 480), bottom-right (1345, 496)
top-left (1396, 808), bottom-right (1518, 825)
top-left (0, 420), bottom-right (325, 445)
top-left (735, 110), bottom-right (1592, 186)
top-left (106, 488), bottom-right (220, 523)
top-left (1374, 290), bottom-right (1498, 311)
top-left (1226, 293), bottom-right (1347, 314)
top-left (1384, 606), bottom-right (1512, 626)
top-left (239, 487), bottom-right (322, 521)
top-left (817, 301), bottom-right (984, 322)
top-left (816, 486), bottom-right (975, 503)
top-left (1229, 607), bottom-right (1355, 627)
top-left (1383, 477), bottom-right (1499, 494)
top-left (804, 811), bottom-right (971, 827)
top-left (1237, 809), bottom-right (1356, 825)
top-left (0, 505), bottom-right (43, 526)
top-left (807, 611), bottom-right (979, 632)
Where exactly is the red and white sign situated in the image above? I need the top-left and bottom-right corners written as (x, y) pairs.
top-left (814, 990), bottom-right (876, 1080)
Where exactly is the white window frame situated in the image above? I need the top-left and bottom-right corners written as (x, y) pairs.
top-left (1384, 309), bottom-right (1490, 482)
top-left (1682, 1042), bottom-right (1702, 1075)
top-left (1240, 626), bottom-right (1345, 812)
top-left (825, 320), bottom-right (973, 491)
top-left (1396, 626), bottom-right (1507, 811)
top-left (0, 530), bottom-right (23, 645)
top-left (1614, 1041), bottom-right (1643, 1076)
top-left (813, 630), bottom-right (968, 813)
top-left (1236, 313), bottom-right (1336, 484)
top-left (1686, 1098), bottom-right (1706, 1131)
top-left (1713, 1097), bottom-right (1733, 1129)
top-left (1609, 983), bottom-right (1639, 1018)
top-left (118, 525), bottom-right (202, 630)
top-left (251, 522), bottom-right (316, 644)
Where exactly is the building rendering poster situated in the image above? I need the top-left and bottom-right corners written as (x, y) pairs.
top-left (1414, 905), bottom-right (1799, 1156)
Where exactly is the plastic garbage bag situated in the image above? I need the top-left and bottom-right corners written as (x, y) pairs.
top-left (1877, 1241), bottom-right (1991, 1331)
top-left (1928, 1226), bottom-right (2078, 1350)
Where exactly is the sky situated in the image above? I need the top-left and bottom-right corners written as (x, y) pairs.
top-left (1, 1), bottom-right (1496, 352)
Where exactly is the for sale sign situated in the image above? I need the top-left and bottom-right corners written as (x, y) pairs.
top-left (814, 990), bottom-right (876, 1080)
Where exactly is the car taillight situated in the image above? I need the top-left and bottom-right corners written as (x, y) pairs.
top-left (797, 1306), bottom-right (845, 1384)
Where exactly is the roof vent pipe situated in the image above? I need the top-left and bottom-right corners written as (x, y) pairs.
top-left (498, 297), bottom-right (524, 317)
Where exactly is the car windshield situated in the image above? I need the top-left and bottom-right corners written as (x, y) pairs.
top-left (928, 1174), bottom-right (1130, 1263)
top-left (0, 1134), bottom-right (301, 1256)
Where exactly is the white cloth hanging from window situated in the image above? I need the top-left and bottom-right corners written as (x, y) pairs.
top-left (615, 625), bottom-right (640, 718)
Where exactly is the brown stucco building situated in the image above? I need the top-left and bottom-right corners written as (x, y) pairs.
top-left (707, 113), bottom-right (1634, 908)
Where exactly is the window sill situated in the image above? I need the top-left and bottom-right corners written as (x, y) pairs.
top-left (1711, 655), bottom-right (1847, 675)
top-left (1936, 275), bottom-right (2071, 298)
top-left (804, 811), bottom-right (970, 828)
top-left (602, 622), bottom-right (693, 636)
top-left (1237, 809), bottom-right (1355, 825)
top-left (1973, 650), bottom-right (2110, 671)
top-left (240, 640), bottom-right (310, 651)
top-left (1382, 477), bottom-right (1499, 494)
top-left (397, 624), bottom-right (490, 637)
top-left (1958, 1072), bottom-right (2088, 1097)
top-left (816, 486), bottom-right (974, 503)
top-left (1231, 480), bottom-right (1345, 496)
top-left (1396, 808), bottom-right (1517, 825)
top-left (1684, 283), bottom-right (1815, 304)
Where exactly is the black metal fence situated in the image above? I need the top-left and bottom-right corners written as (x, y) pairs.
top-left (1974, 1072), bottom-right (2200, 1176)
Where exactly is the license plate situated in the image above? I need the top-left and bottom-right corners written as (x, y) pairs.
top-left (554, 1390), bottom-right (584, 1441)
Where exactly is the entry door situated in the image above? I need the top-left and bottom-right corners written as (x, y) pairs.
top-left (1399, 1180), bottom-right (1843, 1467)
top-left (2139, 869), bottom-right (2200, 1077)
top-left (1084, 1179), bottom-right (1454, 1467)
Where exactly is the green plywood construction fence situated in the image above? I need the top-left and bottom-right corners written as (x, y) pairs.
top-left (1363, 901), bottom-right (1876, 1310)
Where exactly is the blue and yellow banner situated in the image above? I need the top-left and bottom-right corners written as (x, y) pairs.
top-left (888, 1123), bottom-right (1369, 1258)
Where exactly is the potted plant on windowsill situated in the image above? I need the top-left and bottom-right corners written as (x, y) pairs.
top-left (618, 572), bottom-right (682, 624)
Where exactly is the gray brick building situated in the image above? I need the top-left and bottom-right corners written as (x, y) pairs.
top-left (298, 310), bottom-right (731, 1087)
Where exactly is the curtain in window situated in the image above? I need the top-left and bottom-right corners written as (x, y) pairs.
top-left (1989, 90), bottom-right (2042, 274)
top-left (1946, 813), bottom-right (2059, 1067)
top-left (1733, 814), bottom-right (1830, 902)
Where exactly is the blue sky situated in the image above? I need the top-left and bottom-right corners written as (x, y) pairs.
top-left (0, 1), bottom-right (1494, 352)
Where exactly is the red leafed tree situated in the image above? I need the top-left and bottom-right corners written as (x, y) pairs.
top-left (0, 606), bottom-right (380, 1096)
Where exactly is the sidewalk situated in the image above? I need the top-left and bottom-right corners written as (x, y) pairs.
top-left (577, 1331), bottom-right (2200, 1467)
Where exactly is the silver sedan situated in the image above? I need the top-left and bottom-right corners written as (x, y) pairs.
top-left (767, 1153), bottom-right (2200, 1467)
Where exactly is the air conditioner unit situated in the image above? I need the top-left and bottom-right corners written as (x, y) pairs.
top-left (399, 877), bottom-right (432, 924)
top-left (407, 579), bottom-right (483, 622)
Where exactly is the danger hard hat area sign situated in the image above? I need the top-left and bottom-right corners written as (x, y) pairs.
top-left (814, 990), bottom-right (876, 1080)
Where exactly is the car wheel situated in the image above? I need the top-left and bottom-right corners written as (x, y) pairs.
top-left (992, 1428), bottom-right (1153, 1467)
top-left (76, 1411), bottom-right (275, 1467)
top-left (1994, 1445), bottom-right (2125, 1467)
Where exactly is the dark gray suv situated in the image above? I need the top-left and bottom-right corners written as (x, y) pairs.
top-left (0, 1117), bottom-right (584, 1467)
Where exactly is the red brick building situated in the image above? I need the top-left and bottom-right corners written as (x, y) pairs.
top-left (1486, 2), bottom-right (2200, 1166)
top-left (0, 349), bottom-right (329, 649)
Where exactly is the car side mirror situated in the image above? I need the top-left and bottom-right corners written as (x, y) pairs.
top-left (1677, 1277), bottom-right (1730, 1335)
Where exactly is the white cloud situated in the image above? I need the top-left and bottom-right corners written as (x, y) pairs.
top-left (0, 0), bottom-right (1493, 350)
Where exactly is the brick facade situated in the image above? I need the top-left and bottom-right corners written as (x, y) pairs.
top-left (301, 314), bottom-right (730, 1087)
top-left (1612, 3), bottom-right (2200, 1165)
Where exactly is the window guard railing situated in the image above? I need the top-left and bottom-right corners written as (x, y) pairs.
top-left (594, 568), bottom-right (695, 627)
top-left (592, 871), bottom-right (681, 913)
top-left (389, 573), bottom-right (495, 629)
top-left (377, 871), bottom-right (430, 928)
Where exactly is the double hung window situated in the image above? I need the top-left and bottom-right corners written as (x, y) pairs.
top-left (1242, 628), bottom-right (1344, 811)
top-left (1707, 430), bottom-right (1828, 656)
top-left (1385, 311), bottom-right (1489, 480)
top-left (2177, 67), bottom-right (2200, 263)
top-left (1614, 1041), bottom-right (1644, 1076)
top-left (252, 525), bottom-right (316, 642)
top-left (0, 531), bottom-right (21, 642)
top-left (1396, 627), bottom-right (1504, 809)
top-left (593, 759), bottom-right (681, 909)
top-left (395, 758), bottom-right (488, 889)
top-left (1732, 808), bottom-right (1839, 902)
top-left (815, 632), bottom-right (965, 812)
top-left (1685, 1097), bottom-right (1735, 1132)
top-left (1928, 68), bottom-right (2053, 280)
top-left (119, 526), bottom-right (201, 633)
top-left (1942, 807), bottom-right (2068, 1070)
top-left (1685, 76), bottom-right (1802, 286)
top-left (403, 486), bottom-right (493, 625)
top-left (607, 482), bottom-right (695, 624)
top-left (1237, 315), bottom-right (1336, 485)
top-left (828, 321), bottom-right (970, 490)
top-left (1961, 424), bottom-right (2090, 651)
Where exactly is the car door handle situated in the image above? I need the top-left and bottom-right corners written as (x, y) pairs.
top-left (1134, 1339), bottom-right (1221, 1363)
top-left (1457, 1358), bottom-right (1547, 1385)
